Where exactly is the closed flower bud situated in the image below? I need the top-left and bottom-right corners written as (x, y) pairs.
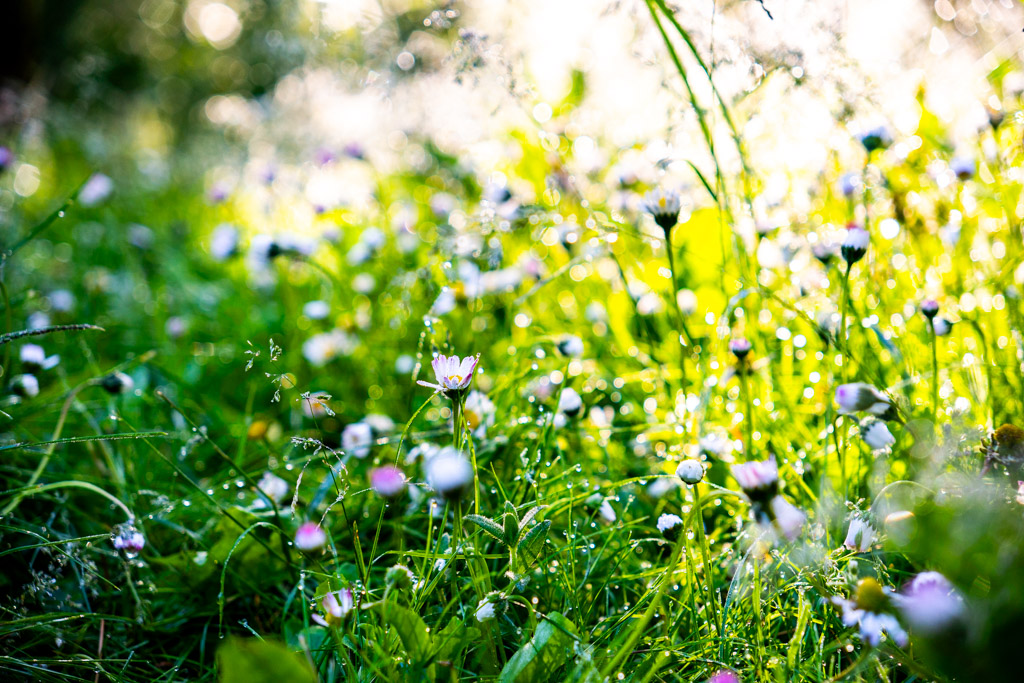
top-left (895, 571), bottom-right (964, 635)
top-left (475, 592), bottom-right (505, 622)
top-left (920, 299), bottom-right (939, 319)
top-left (256, 472), bottom-right (289, 505)
top-left (342, 422), bottom-right (373, 458)
top-left (839, 172), bottom-right (862, 198)
top-left (843, 517), bottom-right (875, 552)
top-left (295, 522), bottom-right (328, 551)
top-left (932, 317), bottom-right (952, 337)
top-left (101, 372), bottom-right (134, 395)
top-left (425, 448), bottom-right (474, 501)
top-left (10, 374), bottom-right (40, 399)
top-left (841, 225), bottom-right (870, 265)
top-left (860, 419), bottom-right (895, 450)
top-left (112, 524), bottom-right (146, 556)
top-left (950, 156), bottom-right (974, 181)
top-left (675, 459), bottom-right (705, 485)
top-left (834, 383), bottom-right (891, 415)
top-left (728, 338), bottom-right (751, 360)
top-left (768, 496), bottom-right (806, 541)
top-left (858, 126), bottom-right (892, 153)
top-left (385, 565), bottom-right (415, 590)
top-left (657, 513), bottom-right (684, 542)
top-left (556, 335), bottom-right (584, 358)
top-left (732, 458), bottom-right (779, 496)
top-left (370, 465), bottom-right (407, 499)
top-left (557, 387), bottom-right (583, 417)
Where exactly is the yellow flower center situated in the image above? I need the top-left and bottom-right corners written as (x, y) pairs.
top-left (658, 197), bottom-right (666, 208)
top-left (446, 374), bottom-right (463, 384)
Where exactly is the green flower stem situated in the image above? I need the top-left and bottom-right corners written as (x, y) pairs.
top-left (931, 321), bottom-right (939, 426)
top-left (839, 262), bottom-right (852, 500)
top-left (691, 483), bottom-right (721, 640)
top-left (665, 232), bottom-right (692, 401)
top-left (741, 369), bottom-right (754, 455)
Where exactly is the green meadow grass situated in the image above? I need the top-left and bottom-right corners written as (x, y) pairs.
top-left (3, 4), bottom-right (1024, 682)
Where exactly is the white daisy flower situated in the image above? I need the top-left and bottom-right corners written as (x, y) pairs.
top-left (313, 589), bottom-right (354, 627)
top-left (418, 353), bottom-right (480, 397)
top-left (860, 420), bottom-right (895, 451)
top-left (843, 516), bottom-right (876, 552)
top-left (342, 422), bottom-right (374, 459)
top-left (834, 383), bottom-right (891, 415)
top-left (425, 447), bottom-right (474, 501)
top-left (832, 578), bottom-right (908, 648)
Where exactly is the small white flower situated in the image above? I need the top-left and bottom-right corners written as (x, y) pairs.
top-left (464, 390), bottom-right (496, 437)
top-left (860, 420), bottom-right (895, 451)
top-left (11, 374), bottom-right (40, 398)
top-left (48, 289), bottom-right (75, 312)
top-left (732, 458), bottom-right (779, 494)
top-left (112, 525), bottom-right (146, 555)
top-left (342, 422), bottom-right (374, 459)
top-left (675, 460), bottom-right (705, 485)
top-left (841, 225), bottom-right (870, 264)
top-left (641, 188), bottom-right (682, 230)
top-left (313, 589), bottom-right (354, 627)
top-left (769, 495), bottom-right (805, 542)
top-left (209, 224), bottom-right (239, 260)
top-left (302, 330), bottom-right (356, 367)
top-left (894, 571), bottom-right (965, 635)
top-left (557, 388), bottom-right (583, 417)
top-left (843, 517), bottom-right (875, 552)
top-left (303, 300), bottom-right (330, 320)
top-left (79, 173), bottom-right (114, 206)
top-left (101, 372), bottom-right (135, 395)
top-left (834, 383), bottom-right (891, 415)
top-left (657, 513), bottom-right (684, 541)
top-left (20, 344), bottom-right (59, 370)
top-left (370, 466), bottom-right (407, 498)
top-left (832, 578), bottom-right (907, 647)
top-left (418, 353), bottom-right (480, 397)
top-left (256, 472), bottom-right (290, 505)
top-left (295, 522), bottom-right (327, 551)
top-left (556, 335), bottom-right (584, 358)
top-left (430, 287), bottom-right (457, 316)
top-left (699, 432), bottom-right (731, 455)
top-left (20, 344), bottom-right (45, 367)
top-left (365, 413), bottom-right (395, 433)
top-left (599, 500), bottom-right (616, 523)
top-left (475, 598), bottom-right (496, 622)
top-left (425, 447), bottom-right (474, 500)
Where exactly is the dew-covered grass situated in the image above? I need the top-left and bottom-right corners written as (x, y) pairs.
top-left (3, 2), bottom-right (1024, 682)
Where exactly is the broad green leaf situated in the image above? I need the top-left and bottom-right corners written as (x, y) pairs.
top-left (365, 601), bottom-right (432, 661)
top-left (431, 617), bottom-right (480, 663)
top-left (503, 512), bottom-right (519, 548)
top-left (216, 637), bottom-right (317, 683)
top-left (516, 506), bottom-right (546, 541)
top-left (516, 519), bottom-right (551, 569)
top-left (464, 514), bottom-right (506, 545)
top-left (498, 612), bottom-right (579, 683)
